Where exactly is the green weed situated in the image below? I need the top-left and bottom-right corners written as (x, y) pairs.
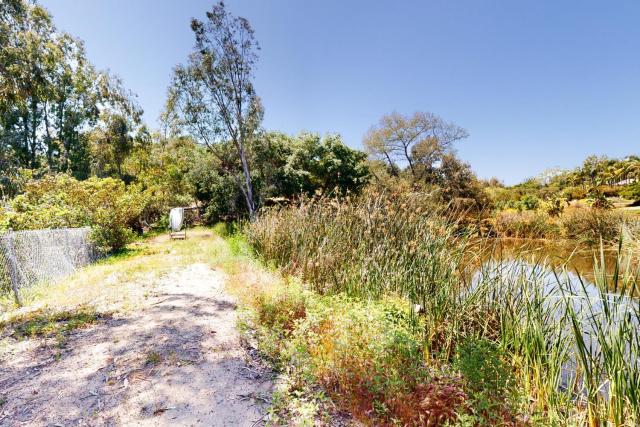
top-left (5, 308), bottom-right (100, 339)
top-left (145, 350), bottom-right (162, 365)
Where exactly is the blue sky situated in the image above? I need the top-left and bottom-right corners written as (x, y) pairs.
top-left (40, 0), bottom-right (639, 184)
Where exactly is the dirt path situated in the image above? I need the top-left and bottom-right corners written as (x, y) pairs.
top-left (0, 263), bottom-right (273, 426)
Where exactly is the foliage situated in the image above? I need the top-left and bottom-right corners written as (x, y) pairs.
top-left (88, 113), bottom-right (148, 181)
top-left (85, 179), bottom-right (148, 252)
top-left (363, 111), bottom-right (489, 211)
top-left (620, 182), bottom-right (640, 203)
top-left (126, 136), bottom-right (199, 226)
top-left (1, 175), bottom-right (147, 251)
top-left (498, 194), bottom-right (541, 212)
top-left (453, 337), bottom-right (514, 423)
top-left (587, 187), bottom-right (614, 209)
top-left (519, 194), bottom-right (540, 211)
top-left (164, 5), bottom-right (371, 221)
top-left (0, 0), bottom-right (142, 187)
top-left (562, 185), bottom-right (587, 201)
top-left (542, 196), bottom-right (565, 217)
top-left (254, 132), bottom-right (370, 199)
top-left (363, 111), bottom-right (468, 181)
top-left (483, 155), bottom-right (640, 226)
top-left (185, 132), bottom-right (369, 223)
top-left (247, 200), bottom-right (640, 425)
top-left (244, 277), bottom-right (471, 425)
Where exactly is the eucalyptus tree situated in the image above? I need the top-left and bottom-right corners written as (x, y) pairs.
top-left (165, 2), bottom-right (263, 219)
top-left (0, 0), bottom-right (56, 167)
top-left (0, 0), bottom-right (142, 179)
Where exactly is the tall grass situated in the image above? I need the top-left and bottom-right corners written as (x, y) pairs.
top-left (247, 190), bottom-right (640, 425)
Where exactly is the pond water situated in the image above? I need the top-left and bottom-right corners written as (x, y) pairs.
top-left (469, 238), bottom-right (639, 293)
top-left (466, 238), bottom-right (640, 398)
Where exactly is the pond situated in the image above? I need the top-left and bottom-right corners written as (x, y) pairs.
top-left (469, 238), bottom-right (639, 293)
top-left (465, 238), bottom-right (640, 400)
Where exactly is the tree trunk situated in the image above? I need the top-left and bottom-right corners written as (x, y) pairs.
top-left (404, 145), bottom-right (416, 178)
top-left (237, 141), bottom-right (256, 220)
top-left (30, 99), bottom-right (38, 168)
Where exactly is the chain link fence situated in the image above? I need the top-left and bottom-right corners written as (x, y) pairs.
top-left (0, 227), bottom-right (100, 304)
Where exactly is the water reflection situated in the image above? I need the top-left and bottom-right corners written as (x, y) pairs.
top-left (467, 238), bottom-right (639, 292)
top-left (467, 243), bottom-right (640, 400)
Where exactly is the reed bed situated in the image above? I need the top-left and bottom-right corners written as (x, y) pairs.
top-left (246, 190), bottom-right (640, 425)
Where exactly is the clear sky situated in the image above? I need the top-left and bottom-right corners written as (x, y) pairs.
top-left (40, 0), bottom-right (639, 184)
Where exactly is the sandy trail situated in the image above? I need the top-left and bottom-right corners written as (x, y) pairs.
top-left (0, 263), bottom-right (272, 426)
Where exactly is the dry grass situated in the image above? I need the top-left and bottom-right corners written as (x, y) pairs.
top-left (0, 228), bottom-right (228, 324)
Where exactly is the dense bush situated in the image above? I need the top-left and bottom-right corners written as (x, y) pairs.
top-left (587, 187), bottom-right (614, 209)
top-left (516, 194), bottom-right (540, 211)
top-left (254, 132), bottom-right (370, 199)
top-left (621, 182), bottom-right (640, 203)
top-left (492, 210), bottom-right (558, 239)
top-left (82, 179), bottom-right (148, 252)
top-left (453, 337), bottom-right (514, 423)
top-left (0, 175), bottom-right (147, 252)
top-left (560, 207), bottom-right (624, 245)
top-left (181, 132), bottom-right (370, 223)
top-left (542, 197), bottom-right (565, 217)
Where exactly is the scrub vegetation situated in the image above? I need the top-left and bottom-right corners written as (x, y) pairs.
top-left (2, 1), bottom-right (640, 426)
top-left (244, 196), bottom-right (640, 425)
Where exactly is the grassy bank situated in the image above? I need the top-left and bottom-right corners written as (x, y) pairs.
top-left (244, 192), bottom-right (640, 426)
top-left (3, 223), bottom-right (639, 425)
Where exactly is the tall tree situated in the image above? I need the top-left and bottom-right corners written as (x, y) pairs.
top-left (0, 0), bottom-right (142, 178)
top-left (165, 1), bottom-right (262, 219)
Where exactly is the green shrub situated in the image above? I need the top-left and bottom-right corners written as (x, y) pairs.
top-left (248, 283), bottom-right (444, 424)
top-left (621, 182), bottom-right (640, 202)
top-left (4, 175), bottom-right (89, 230)
top-left (587, 187), bottom-right (613, 209)
top-left (542, 197), bottom-right (565, 217)
top-left (82, 179), bottom-right (147, 252)
top-left (501, 194), bottom-right (541, 212)
top-left (454, 337), bottom-right (514, 423)
top-left (2, 175), bottom-right (147, 252)
top-left (562, 186), bottom-right (587, 201)
top-left (519, 195), bottom-right (540, 210)
top-left (254, 283), bottom-right (307, 338)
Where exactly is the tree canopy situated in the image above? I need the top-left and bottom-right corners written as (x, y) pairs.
top-left (363, 111), bottom-right (468, 180)
top-left (363, 111), bottom-right (488, 210)
top-left (0, 0), bottom-right (142, 197)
